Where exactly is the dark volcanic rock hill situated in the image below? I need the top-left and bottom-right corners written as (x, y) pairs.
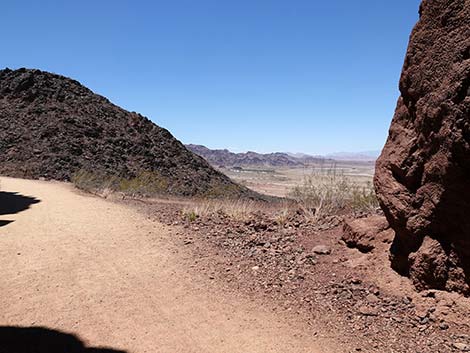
top-left (186, 144), bottom-right (330, 168)
top-left (375, 0), bottom-right (470, 294)
top-left (0, 68), bottom-right (249, 197)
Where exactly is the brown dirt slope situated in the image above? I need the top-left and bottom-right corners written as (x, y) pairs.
top-left (0, 68), bottom-right (248, 197)
top-left (375, 0), bottom-right (470, 294)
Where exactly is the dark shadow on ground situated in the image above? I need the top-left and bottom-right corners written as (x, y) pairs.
top-left (0, 220), bottom-right (13, 228)
top-left (0, 191), bottom-right (40, 216)
top-left (0, 326), bottom-right (127, 353)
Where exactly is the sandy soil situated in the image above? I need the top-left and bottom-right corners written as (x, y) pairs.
top-left (0, 177), bottom-right (334, 353)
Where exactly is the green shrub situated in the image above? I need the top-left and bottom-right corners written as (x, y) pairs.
top-left (183, 210), bottom-right (198, 222)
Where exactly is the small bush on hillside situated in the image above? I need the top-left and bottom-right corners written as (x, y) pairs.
top-left (184, 210), bottom-right (198, 222)
top-left (274, 207), bottom-right (290, 227)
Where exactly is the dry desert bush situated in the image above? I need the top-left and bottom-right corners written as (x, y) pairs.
top-left (181, 166), bottom-right (379, 225)
top-left (182, 199), bottom-right (260, 222)
top-left (288, 166), bottom-right (378, 220)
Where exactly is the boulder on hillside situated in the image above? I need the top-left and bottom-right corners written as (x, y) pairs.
top-left (374, 0), bottom-right (470, 294)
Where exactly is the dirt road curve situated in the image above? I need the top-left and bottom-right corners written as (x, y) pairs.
top-left (0, 177), bottom-right (330, 353)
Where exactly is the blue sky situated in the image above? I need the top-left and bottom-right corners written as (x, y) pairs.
top-left (2, 0), bottom-right (421, 154)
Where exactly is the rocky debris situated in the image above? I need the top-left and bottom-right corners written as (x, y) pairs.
top-left (374, 0), bottom-right (470, 294)
top-left (0, 68), bottom-right (250, 197)
top-left (357, 305), bottom-right (378, 317)
top-left (440, 322), bottom-right (449, 330)
top-left (129, 197), bottom-right (470, 353)
top-left (408, 237), bottom-right (450, 291)
top-left (342, 215), bottom-right (391, 253)
top-left (453, 342), bottom-right (470, 351)
top-left (312, 245), bottom-right (331, 255)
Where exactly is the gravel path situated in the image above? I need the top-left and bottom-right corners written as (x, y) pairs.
top-left (0, 177), bottom-right (330, 353)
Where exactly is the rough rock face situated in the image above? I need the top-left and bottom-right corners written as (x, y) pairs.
top-left (342, 216), bottom-right (391, 253)
top-left (374, 0), bottom-right (470, 294)
top-left (0, 68), bottom-right (249, 197)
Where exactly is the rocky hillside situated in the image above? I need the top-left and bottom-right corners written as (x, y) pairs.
top-left (375, 0), bottom-right (470, 294)
top-left (0, 68), bottom-right (250, 197)
top-left (186, 144), bottom-right (330, 168)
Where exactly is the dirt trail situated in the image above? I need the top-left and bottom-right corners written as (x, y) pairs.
top-left (0, 177), bottom-right (330, 353)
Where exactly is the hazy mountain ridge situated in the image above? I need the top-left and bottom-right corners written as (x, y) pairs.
top-left (186, 144), bottom-right (340, 167)
top-left (325, 151), bottom-right (380, 161)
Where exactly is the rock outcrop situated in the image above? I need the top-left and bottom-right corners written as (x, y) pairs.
top-left (342, 216), bottom-right (391, 253)
top-left (374, 0), bottom-right (470, 294)
top-left (0, 68), bottom-right (250, 197)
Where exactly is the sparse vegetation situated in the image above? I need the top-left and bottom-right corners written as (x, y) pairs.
top-left (350, 181), bottom-right (379, 213)
top-left (72, 169), bottom-right (169, 197)
top-left (71, 170), bottom-right (121, 196)
top-left (180, 166), bottom-right (378, 226)
top-left (288, 166), bottom-right (379, 220)
top-left (222, 161), bottom-right (375, 199)
top-left (185, 210), bottom-right (198, 222)
top-left (202, 182), bottom-right (249, 198)
top-left (182, 199), bottom-right (258, 222)
top-left (118, 171), bottom-right (169, 196)
top-left (274, 207), bottom-right (290, 227)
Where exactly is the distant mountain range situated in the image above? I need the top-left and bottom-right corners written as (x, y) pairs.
top-left (325, 150), bottom-right (381, 161)
top-left (186, 144), bottom-right (379, 168)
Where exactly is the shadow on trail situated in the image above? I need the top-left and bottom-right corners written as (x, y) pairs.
top-left (0, 220), bottom-right (13, 227)
top-left (0, 326), bottom-right (127, 353)
top-left (0, 192), bottom-right (40, 227)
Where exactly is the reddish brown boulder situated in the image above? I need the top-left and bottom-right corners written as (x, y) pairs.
top-left (374, 0), bottom-right (470, 294)
top-left (342, 216), bottom-right (391, 253)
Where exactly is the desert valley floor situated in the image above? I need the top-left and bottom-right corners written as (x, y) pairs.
top-left (219, 161), bottom-right (375, 198)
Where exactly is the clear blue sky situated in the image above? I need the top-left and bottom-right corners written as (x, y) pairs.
top-left (2, 0), bottom-right (421, 154)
